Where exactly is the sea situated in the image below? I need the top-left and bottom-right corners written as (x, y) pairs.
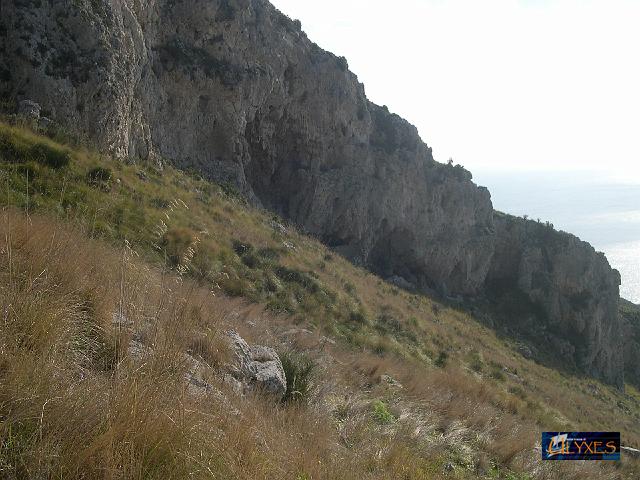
top-left (473, 170), bottom-right (640, 304)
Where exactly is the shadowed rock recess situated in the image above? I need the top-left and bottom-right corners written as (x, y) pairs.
top-left (0, 0), bottom-right (623, 387)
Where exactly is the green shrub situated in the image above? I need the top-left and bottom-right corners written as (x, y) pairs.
top-left (241, 251), bottom-right (261, 269)
top-left (375, 310), bottom-right (417, 343)
top-left (344, 281), bottom-right (356, 295)
top-left (348, 308), bottom-right (368, 325)
top-left (508, 385), bottom-right (527, 399)
top-left (30, 142), bottom-right (71, 168)
top-left (257, 247), bottom-right (282, 261)
top-left (372, 400), bottom-right (395, 424)
top-left (232, 239), bottom-right (253, 256)
top-left (266, 293), bottom-right (295, 314)
top-left (161, 227), bottom-right (196, 267)
top-left (219, 275), bottom-right (250, 298)
top-left (86, 166), bottom-right (112, 187)
top-left (15, 162), bottom-right (37, 179)
top-left (372, 336), bottom-right (395, 356)
top-left (468, 351), bottom-right (484, 373)
top-left (233, 241), bottom-right (282, 271)
top-left (219, 181), bottom-right (243, 200)
top-left (489, 365), bottom-right (506, 381)
top-left (434, 351), bottom-right (448, 368)
top-left (274, 266), bottom-right (319, 293)
top-left (280, 350), bottom-right (315, 404)
top-left (0, 127), bottom-right (71, 169)
top-left (150, 197), bottom-right (170, 209)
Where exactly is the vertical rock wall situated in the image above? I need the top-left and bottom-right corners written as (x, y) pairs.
top-left (0, 0), bottom-right (624, 387)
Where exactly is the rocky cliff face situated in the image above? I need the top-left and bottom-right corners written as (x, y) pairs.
top-left (621, 300), bottom-right (640, 388)
top-left (487, 213), bottom-right (623, 387)
top-left (0, 0), bottom-right (624, 387)
top-left (0, 0), bottom-right (494, 296)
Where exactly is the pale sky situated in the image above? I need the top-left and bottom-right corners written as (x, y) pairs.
top-left (270, 0), bottom-right (640, 181)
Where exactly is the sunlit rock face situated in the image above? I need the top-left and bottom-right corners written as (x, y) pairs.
top-left (0, 0), bottom-right (624, 387)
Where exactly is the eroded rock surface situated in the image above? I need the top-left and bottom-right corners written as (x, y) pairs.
top-left (0, 0), bottom-right (494, 296)
top-left (487, 213), bottom-right (623, 388)
top-left (226, 330), bottom-right (286, 398)
top-left (0, 0), bottom-right (624, 387)
top-left (620, 300), bottom-right (640, 388)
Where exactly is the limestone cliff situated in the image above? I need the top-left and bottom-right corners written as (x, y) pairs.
top-left (487, 213), bottom-right (623, 387)
top-left (0, 0), bottom-right (624, 387)
top-left (0, 0), bottom-right (496, 295)
top-left (621, 300), bottom-right (640, 388)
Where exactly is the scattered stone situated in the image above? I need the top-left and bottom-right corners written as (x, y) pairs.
top-left (380, 374), bottom-right (403, 389)
top-left (269, 220), bottom-right (287, 235)
top-left (283, 241), bottom-right (295, 250)
top-left (226, 331), bottom-right (287, 399)
top-left (38, 116), bottom-right (52, 130)
top-left (183, 354), bottom-right (241, 415)
top-left (617, 400), bottom-right (631, 414)
top-left (586, 383), bottom-right (600, 396)
top-left (112, 312), bottom-right (133, 328)
top-left (386, 275), bottom-right (416, 292)
top-left (183, 354), bottom-right (215, 395)
top-left (503, 367), bottom-right (521, 382)
top-left (320, 336), bottom-right (336, 346)
top-left (222, 373), bottom-right (244, 395)
top-left (622, 446), bottom-right (640, 458)
top-left (282, 328), bottom-right (313, 337)
top-left (18, 99), bottom-right (40, 119)
top-left (127, 339), bottom-right (151, 362)
top-left (516, 343), bottom-right (534, 360)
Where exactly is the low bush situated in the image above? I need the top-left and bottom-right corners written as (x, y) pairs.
top-left (349, 308), bottom-right (368, 325)
top-left (434, 351), bottom-right (448, 368)
top-left (274, 266), bottom-right (319, 293)
top-left (468, 351), bottom-right (484, 373)
top-left (161, 227), bottom-right (196, 267)
top-left (489, 364), bottom-right (506, 382)
top-left (371, 400), bottom-right (395, 424)
top-left (279, 350), bottom-right (316, 404)
top-left (0, 125), bottom-right (71, 168)
top-left (86, 166), bottom-right (112, 186)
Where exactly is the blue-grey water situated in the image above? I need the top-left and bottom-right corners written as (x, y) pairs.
top-left (473, 170), bottom-right (640, 304)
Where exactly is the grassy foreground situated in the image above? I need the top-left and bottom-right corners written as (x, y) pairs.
top-left (0, 119), bottom-right (639, 478)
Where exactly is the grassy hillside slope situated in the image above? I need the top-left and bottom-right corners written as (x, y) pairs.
top-left (0, 119), bottom-right (639, 479)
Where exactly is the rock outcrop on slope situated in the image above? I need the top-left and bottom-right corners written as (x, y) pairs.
top-left (487, 213), bottom-right (623, 387)
top-left (620, 300), bottom-right (640, 388)
top-left (226, 330), bottom-right (287, 398)
top-left (0, 0), bottom-right (624, 387)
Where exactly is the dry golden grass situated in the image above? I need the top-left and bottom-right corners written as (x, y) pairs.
top-left (4, 211), bottom-right (637, 479)
top-left (0, 212), bottom-right (452, 479)
top-left (1, 120), bottom-right (639, 478)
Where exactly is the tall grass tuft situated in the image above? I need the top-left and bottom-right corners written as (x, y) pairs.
top-left (280, 350), bottom-right (316, 404)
